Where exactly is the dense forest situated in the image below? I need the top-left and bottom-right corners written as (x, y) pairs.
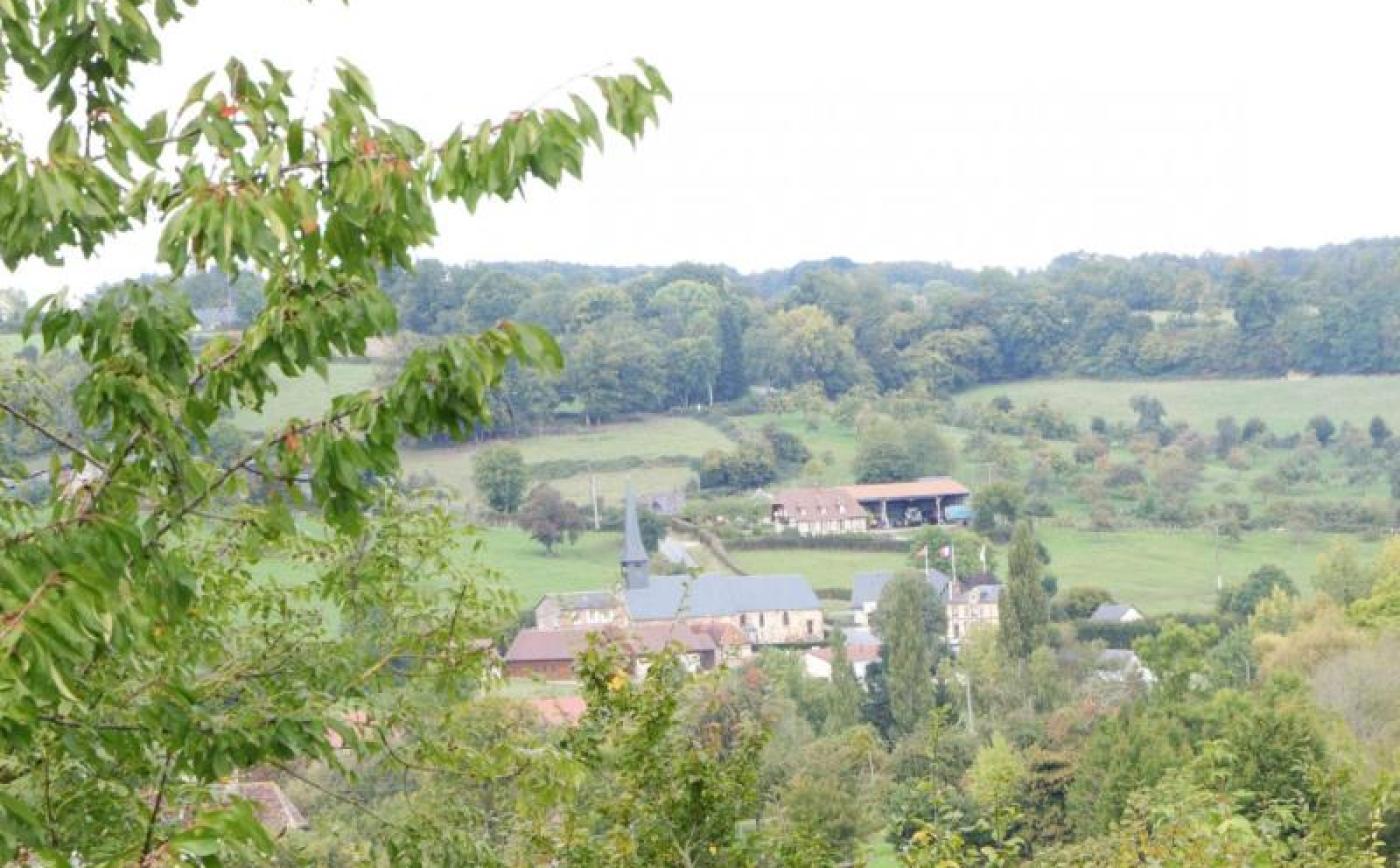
top-left (112, 237), bottom-right (1400, 429)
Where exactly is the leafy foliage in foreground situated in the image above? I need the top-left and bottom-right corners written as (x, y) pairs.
top-left (0, 2), bottom-right (669, 861)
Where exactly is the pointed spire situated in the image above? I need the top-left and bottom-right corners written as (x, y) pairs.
top-left (620, 482), bottom-right (650, 589)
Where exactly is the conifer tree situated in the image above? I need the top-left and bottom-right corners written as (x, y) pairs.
top-left (875, 573), bottom-right (937, 735)
top-left (825, 627), bottom-right (864, 733)
top-left (1000, 520), bottom-right (1049, 659)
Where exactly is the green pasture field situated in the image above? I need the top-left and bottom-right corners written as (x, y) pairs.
top-left (399, 416), bottom-right (734, 507)
top-left (1040, 526), bottom-right (1381, 614)
top-left (958, 375), bottom-right (1400, 433)
top-left (231, 362), bottom-right (380, 432)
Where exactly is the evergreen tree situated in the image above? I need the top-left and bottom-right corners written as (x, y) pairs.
top-left (715, 302), bottom-right (748, 401)
top-left (825, 628), bottom-right (864, 734)
top-left (874, 573), bottom-right (937, 735)
top-left (1370, 415), bottom-right (1392, 448)
top-left (1000, 520), bottom-right (1049, 659)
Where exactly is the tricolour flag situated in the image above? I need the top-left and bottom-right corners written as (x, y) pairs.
top-left (938, 544), bottom-right (953, 559)
top-left (915, 544), bottom-right (929, 559)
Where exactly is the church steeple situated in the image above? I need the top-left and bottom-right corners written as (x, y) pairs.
top-left (620, 483), bottom-right (650, 589)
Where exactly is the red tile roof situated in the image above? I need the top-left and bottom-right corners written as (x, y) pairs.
top-left (505, 623), bottom-right (717, 663)
top-left (809, 643), bottom-right (882, 664)
top-left (771, 486), bottom-right (866, 520)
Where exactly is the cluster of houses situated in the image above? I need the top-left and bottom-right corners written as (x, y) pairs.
top-left (506, 482), bottom-right (1151, 698)
top-left (505, 487), bottom-right (828, 679)
top-left (505, 482), bottom-right (1011, 687)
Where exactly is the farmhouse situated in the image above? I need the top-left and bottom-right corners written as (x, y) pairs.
top-left (534, 591), bottom-right (626, 630)
top-left (769, 486), bottom-right (869, 536)
top-left (850, 569), bottom-right (951, 626)
top-left (947, 581), bottom-right (1002, 648)
top-left (504, 623), bottom-right (718, 680)
top-left (623, 487), bottom-right (824, 645)
top-left (842, 477), bottom-right (972, 529)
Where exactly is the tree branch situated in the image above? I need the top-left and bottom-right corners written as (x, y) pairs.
top-left (0, 399), bottom-right (104, 470)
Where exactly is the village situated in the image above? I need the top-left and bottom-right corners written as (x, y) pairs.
top-left (504, 478), bottom-right (1151, 714)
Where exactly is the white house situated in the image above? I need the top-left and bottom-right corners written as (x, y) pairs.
top-left (802, 628), bottom-right (882, 681)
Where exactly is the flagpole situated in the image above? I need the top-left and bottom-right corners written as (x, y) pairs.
top-left (924, 543), bottom-right (930, 579)
top-left (950, 543), bottom-right (957, 588)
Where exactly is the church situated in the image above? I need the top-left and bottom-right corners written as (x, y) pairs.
top-left (531, 486), bottom-right (826, 647)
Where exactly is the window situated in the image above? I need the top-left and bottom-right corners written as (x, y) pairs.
top-left (739, 614), bottom-right (747, 627)
top-left (782, 612), bottom-right (790, 626)
top-left (806, 619), bottom-right (814, 636)
top-left (759, 613), bottom-right (766, 627)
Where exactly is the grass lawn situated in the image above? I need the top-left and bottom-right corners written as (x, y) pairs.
top-left (958, 375), bottom-right (1400, 433)
top-left (231, 362), bottom-right (380, 432)
top-left (474, 526), bottom-right (622, 606)
top-left (1040, 526), bottom-right (1381, 614)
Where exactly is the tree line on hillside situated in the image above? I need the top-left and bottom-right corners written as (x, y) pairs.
top-left (12, 237), bottom-right (1398, 430)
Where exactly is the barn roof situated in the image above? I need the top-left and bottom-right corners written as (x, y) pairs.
top-left (841, 476), bottom-right (971, 501)
top-left (625, 573), bottom-right (820, 621)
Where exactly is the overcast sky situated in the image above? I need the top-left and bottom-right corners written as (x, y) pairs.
top-left (5, 0), bottom-right (1400, 295)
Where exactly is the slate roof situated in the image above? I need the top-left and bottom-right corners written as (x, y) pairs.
top-left (539, 590), bottom-right (621, 612)
top-left (505, 623), bottom-right (716, 663)
top-left (625, 573), bottom-right (820, 621)
top-left (951, 584), bottom-right (1002, 605)
top-left (1089, 603), bottom-right (1139, 623)
top-left (850, 569), bottom-right (950, 608)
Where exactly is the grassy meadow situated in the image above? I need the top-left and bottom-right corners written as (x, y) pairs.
top-left (230, 362), bottom-right (379, 432)
top-left (400, 416), bottom-right (734, 507)
top-left (958, 374), bottom-right (1400, 432)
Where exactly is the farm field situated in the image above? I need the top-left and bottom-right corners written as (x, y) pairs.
top-left (1040, 526), bottom-right (1381, 614)
top-left (400, 416), bottom-right (734, 507)
top-left (958, 374), bottom-right (1400, 433)
top-left (230, 361), bottom-right (379, 432)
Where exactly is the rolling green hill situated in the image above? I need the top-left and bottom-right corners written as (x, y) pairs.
top-left (959, 375), bottom-right (1400, 433)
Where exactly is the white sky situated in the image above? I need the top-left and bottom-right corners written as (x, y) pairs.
top-left (5, 0), bottom-right (1400, 295)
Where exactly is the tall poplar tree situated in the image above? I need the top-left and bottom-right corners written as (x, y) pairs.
top-left (825, 627), bottom-right (864, 734)
top-left (874, 573), bottom-right (939, 735)
top-left (1000, 519), bottom-right (1050, 659)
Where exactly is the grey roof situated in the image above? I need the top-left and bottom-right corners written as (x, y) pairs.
top-left (1097, 648), bottom-right (1141, 667)
top-left (843, 626), bottom-right (881, 647)
top-left (952, 584), bottom-right (1001, 604)
top-left (626, 573), bottom-right (820, 621)
top-left (850, 569), bottom-right (950, 608)
top-left (540, 591), bottom-right (620, 612)
top-left (1089, 603), bottom-right (1138, 622)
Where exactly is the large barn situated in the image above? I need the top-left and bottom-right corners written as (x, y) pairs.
top-left (770, 477), bottom-right (972, 536)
